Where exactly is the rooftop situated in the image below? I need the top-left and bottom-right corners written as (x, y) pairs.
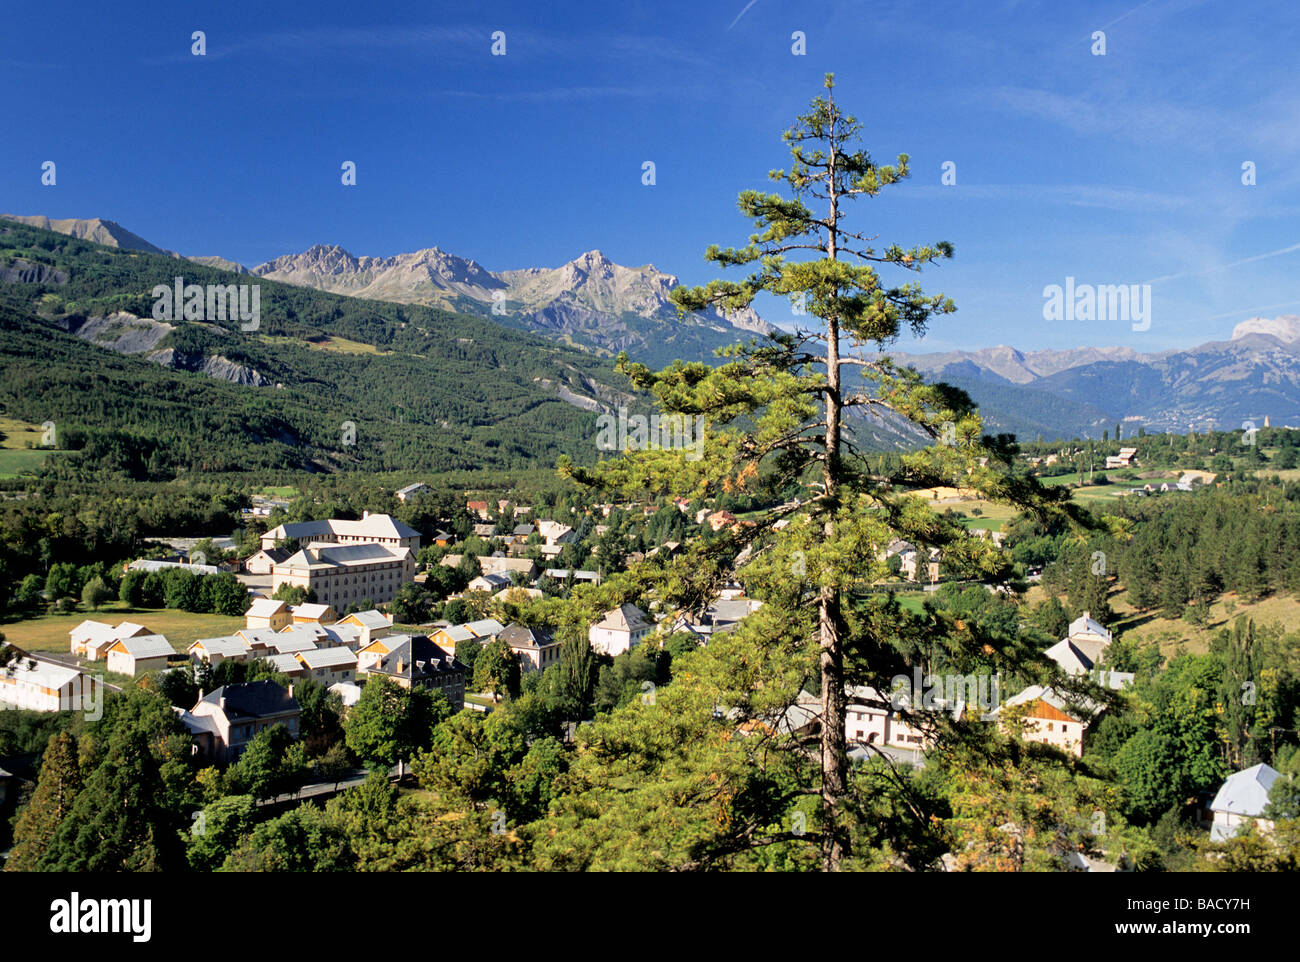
top-left (197, 680), bottom-right (300, 720)
top-left (1210, 763), bottom-right (1282, 818)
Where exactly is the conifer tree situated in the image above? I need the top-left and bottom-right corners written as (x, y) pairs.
top-left (4, 732), bottom-right (82, 872)
top-left (562, 75), bottom-right (1088, 869)
top-left (38, 728), bottom-right (185, 871)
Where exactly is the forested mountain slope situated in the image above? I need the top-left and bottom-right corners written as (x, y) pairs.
top-left (0, 221), bottom-right (640, 481)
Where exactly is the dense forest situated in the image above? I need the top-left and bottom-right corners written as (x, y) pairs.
top-left (0, 221), bottom-right (647, 481)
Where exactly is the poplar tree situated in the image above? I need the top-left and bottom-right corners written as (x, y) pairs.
top-left (563, 76), bottom-right (1086, 869)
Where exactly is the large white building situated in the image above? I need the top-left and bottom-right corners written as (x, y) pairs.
top-left (259, 512), bottom-right (420, 552)
top-left (589, 604), bottom-right (652, 656)
top-left (845, 685), bottom-right (933, 749)
top-left (271, 542), bottom-right (414, 608)
top-left (0, 648), bottom-right (103, 713)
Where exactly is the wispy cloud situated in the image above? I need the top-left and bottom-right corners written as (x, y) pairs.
top-left (422, 84), bottom-right (689, 103)
top-left (1144, 241), bottom-right (1300, 285)
top-left (727, 1), bottom-right (759, 31)
top-left (1062, 0), bottom-right (1166, 49)
top-left (1187, 300), bottom-right (1300, 323)
top-left (979, 85), bottom-right (1222, 148)
top-left (905, 182), bottom-right (1193, 213)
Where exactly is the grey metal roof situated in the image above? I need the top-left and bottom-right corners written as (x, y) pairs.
top-left (1210, 763), bottom-right (1282, 817)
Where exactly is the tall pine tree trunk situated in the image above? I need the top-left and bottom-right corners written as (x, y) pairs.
top-left (819, 219), bottom-right (849, 869)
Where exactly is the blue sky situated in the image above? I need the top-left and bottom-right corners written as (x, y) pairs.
top-left (3, 0), bottom-right (1298, 353)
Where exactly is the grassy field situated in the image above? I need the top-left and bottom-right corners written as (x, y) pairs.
top-left (0, 448), bottom-right (54, 478)
top-left (314, 336), bottom-right (391, 355)
top-left (256, 485), bottom-right (300, 499)
top-left (949, 499), bottom-right (1020, 532)
top-left (894, 592), bottom-right (930, 615)
top-left (1, 602), bottom-right (244, 654)
top-left (1069, 483), bottom-right (1135, 505)
top-left (0, 416), bottom-right (58, 478)
top-left (1022, 577), bottom-right (1300, 659)
top-left (1032, 478), bottom-right (1136, 505)
top-left (1107, 587), bottom-right (1300, 658)
top-left (1259, 468), bottom-right (1300, 482)
top-left (255, 333), bottom-right (391, 356)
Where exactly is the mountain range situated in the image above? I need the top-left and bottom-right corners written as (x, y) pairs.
top-left (248, 244), bottom-right (772, 368)
top-left (889, 317), bottom-right (1300, 438)
top-left (6, 213), bottom-right (1300, 444)
top-left (3, 214), bottom-right (771, 368)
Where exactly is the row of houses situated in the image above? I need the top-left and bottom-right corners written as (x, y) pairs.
top-left (1124, 474), bottom-right (1209, 496)
top-left (189, 601), bottom-right (466, 707)
top-left (425, 617), bottom-right (562, 673)
top-left (473, 518), bottom-right (579, 562)
top-left (775, 609), bottom-right (1293, 846)
top-left (779, 612), bottom-right (1127, 762)
top-left (465, 499), bottom-right (535, 520)
top-left (426, 600), bottom-right (726, 680)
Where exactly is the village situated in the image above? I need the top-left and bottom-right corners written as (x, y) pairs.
top-left (1, 476), bottom-right (1283, 865)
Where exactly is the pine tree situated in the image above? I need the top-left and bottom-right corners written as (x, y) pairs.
top-left (554, 630), bottom-right (598, 721)
top-left (1124, 545), bottom-right (1161, 612)
top-left (38, 729), bottom-right (185, 871)
top-left (562, 75), bottom-right (1086, 869)
top-left (1160, 556), bottom-right (1190, 619)
top-left (4, 732), bottom-right (82, 872)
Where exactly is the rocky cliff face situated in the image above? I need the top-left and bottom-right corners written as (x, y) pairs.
top-left (0, 258), bottom-right (68, 285)
top-left (5, 214), bottom-right (774, 367)
top-left (145, 348), bottom-right (268, 386)
top-left (65, 312), bottom-right (266, 386)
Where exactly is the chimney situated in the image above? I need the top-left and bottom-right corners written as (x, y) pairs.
top-left (218, 695), bottom-right (226, 710)
top-left (287, 683), bottom-right (295, 698)
top-left (362, 510), bottom-right (370, 520)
